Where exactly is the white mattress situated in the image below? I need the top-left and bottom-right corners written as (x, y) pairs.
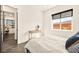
top-left (24, 36), bottom-right (68, 53)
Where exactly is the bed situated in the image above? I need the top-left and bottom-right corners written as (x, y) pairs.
top-left (24, 33), bottom-right (68, 53)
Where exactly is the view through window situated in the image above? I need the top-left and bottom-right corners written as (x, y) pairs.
top-left (52, 9), bottom-right (73, 30)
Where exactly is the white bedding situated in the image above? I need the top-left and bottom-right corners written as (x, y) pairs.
top-left (24, 36), bottom-right (68, 53)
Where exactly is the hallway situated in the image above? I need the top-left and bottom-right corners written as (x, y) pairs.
top-left (1, 34), bottom-right (26, 53)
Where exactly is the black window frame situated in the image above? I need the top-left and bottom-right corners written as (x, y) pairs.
top-left (52, 9), bottom-right (73, 20)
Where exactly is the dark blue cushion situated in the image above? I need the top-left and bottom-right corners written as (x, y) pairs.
top-left (65, 34), bottom-right (79, 49)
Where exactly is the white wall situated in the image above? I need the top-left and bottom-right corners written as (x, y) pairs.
top-left (14, 5), bottom-right (43, 44)
top-left (43, 5), bottom-right (79, 39)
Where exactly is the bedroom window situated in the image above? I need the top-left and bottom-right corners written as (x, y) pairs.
top-left (52, 9), bottom-right (73, 30)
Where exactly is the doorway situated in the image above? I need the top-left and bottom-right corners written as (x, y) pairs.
top-left (3, 12), bottom-right (16, 41)
top-left (1, 5), bottom-right (18, 52)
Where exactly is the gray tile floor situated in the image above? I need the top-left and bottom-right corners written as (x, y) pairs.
top-left (1, 34), bottom-right (26, 53)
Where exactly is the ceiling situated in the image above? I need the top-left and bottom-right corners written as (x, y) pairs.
top-left (38, 5), bottom-right (56, 11)
top-left (10, 5), bottom-right (56, 11)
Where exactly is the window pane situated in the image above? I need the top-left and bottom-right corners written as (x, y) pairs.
top-left (61, 11), bottom-right (72, 18)
top-left (52, 19), bottom-right (60, 29)
top-left (61, 22), bottom-right (71, 30)
top-left (53, 23), bottom-right (60, 29)
top-left (53, 19), bottom-right (60, 23)
top-left (61, 17), bottom-right (72, 30)
top-left (61, 17), bottom-right (72, 22)
top-left (52, 14), bottom-right (60, 19)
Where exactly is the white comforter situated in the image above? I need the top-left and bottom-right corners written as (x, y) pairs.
top-left (24, 36), bottom-right (68, 53)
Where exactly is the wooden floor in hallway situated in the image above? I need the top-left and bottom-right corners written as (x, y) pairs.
top-left (1, 34), bottom-right (26, 53)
